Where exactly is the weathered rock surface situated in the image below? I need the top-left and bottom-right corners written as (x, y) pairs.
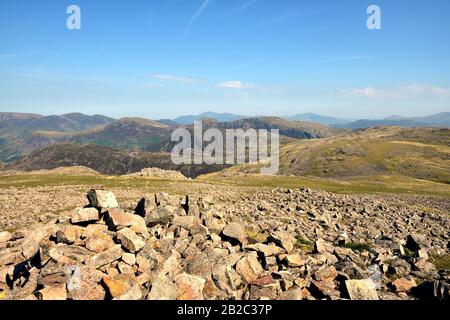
top-left (87, 190), bottom-right (119, 210)
top-left (345, 279), bottom-right (379, 300)
top-left (71, 208), bottom-right (100, 224)
top-left (0, 187), bottom-right (449, 301)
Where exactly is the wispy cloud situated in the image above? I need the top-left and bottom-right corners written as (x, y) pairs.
top-left (342, 87), bottom-right (380, 97)
top-left (223, 0), bottom-right (258, 17)
top-left (185, 0), bottom-right (212, 34)
top-left (341, 83), bottom-right (450, 98)
top-left (216, 80), bottom-right (254, 90)
top-left (402, 83), bottom-right (450, 96)
top-left (150, 74), bottom-right (206, 84)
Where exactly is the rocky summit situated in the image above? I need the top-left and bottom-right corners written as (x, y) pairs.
top-left (0, 187), bottom-right (449, 301)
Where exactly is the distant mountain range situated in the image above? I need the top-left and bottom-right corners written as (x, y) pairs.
top-left (0, 111), bottom-right (448, 164)
top-left (170, 111), bottom-right (450, 128)
top-left (0, 112), bottom-right (343, 162)
top-left (172, 112), bottom-right (247, 124)
top-left (285, 113), bottom-right (350, 125)
top-left (1, 111), bottom-right (449, 178)
top-left (337, 112), bottom-right (450, 129)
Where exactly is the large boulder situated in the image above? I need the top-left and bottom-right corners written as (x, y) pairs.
top-left (67, 266), bottom-right (105, 300)
top-left (269, 231), bottom-right (294, 253)
top-left (235, 254), bottom-right (264, 284)
top-left (87, 190), bottom-right (119, 210)
top-left (116, 228), bottom-right (145, 253)
top-left (145, 207), bottom-right (175, 227)
top-left (345, 279), bottom-right (379, 300)
top-left (222, 223), bottom-right (247, 245)
top-left (71, 208), bottom-right (100, 224)
top-left (86, 245), bottom-right (123, 268)
top-left (175, 273), bottom-right (206, 300)
top-left (102, 273), bottom-right (137, 298)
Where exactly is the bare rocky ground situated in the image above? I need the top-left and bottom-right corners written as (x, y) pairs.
top-left (0, 182), bottom-right (449, 300)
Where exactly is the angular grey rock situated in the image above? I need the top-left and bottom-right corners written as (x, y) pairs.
top-left (406, 234), bottom-right (430, 251)
top-left (269, 231), bottom-right (294, 253)
top-left (145, 206), bottom-right (174, 227)
top-left (71, 207), bottom-right (100, 224)
top-left (222, 222), bottom-right (247, 245)
top-left (87, 190), bottom-right (119, 209)
top-left (116, 228), bottom-right (145, 253)
top-left (86, 244), bottom-right (122, 268)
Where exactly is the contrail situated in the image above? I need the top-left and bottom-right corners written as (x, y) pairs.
top-left (185, 0), bottom-right (211, 34)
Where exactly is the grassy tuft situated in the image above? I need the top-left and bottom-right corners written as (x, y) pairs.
top-left (430, 253), bottom-right (450, 271)
top-left (341, 242), bottom-right (371, 252)
top-left (295, 236), bottom-right (314, 252)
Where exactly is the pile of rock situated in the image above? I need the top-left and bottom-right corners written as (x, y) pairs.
top-left (0, 188), bottom-right (448, 300)
top-left (125, 168), bottom-right (188, 180)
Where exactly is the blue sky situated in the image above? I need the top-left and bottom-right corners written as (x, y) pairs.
top-left (0, 0), bottom-right (449, 119)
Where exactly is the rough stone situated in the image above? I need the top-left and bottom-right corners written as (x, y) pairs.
top-left (114, 284), bottom-right (143, 300)
top-left (36, 283), bottom-right (67, 300)
top-left (283, 254), bottom-right (306, 268)
top-left (391, 277), bottom-right (417, 293)
top-left (345, 279), bottom-right (379, 300)
top-left (147, 272), bottom-right (178, 300)
top-left (86, 244), bottom-right (122, 268)
top-left (122, 252), bottom-right (136, 266)
top-left (145, 206), bottom-right (175, 227)
top-left (0, 231), bottom-right (12, 243)
top-left (314, 265), bottom-right (338, 282)
top-left (270, 231), bottom-right (294, 253)
top-left (175, 273), bottom-right (206, 300)
top-left (67, 266), bottom-right (105, 300)
top-left (87, 190), bottom-right (119, 209)
top-left (406, 234), bottom-right (430, 251)
top-left (102, 273), bottom-right (137, 298)
top-left (222, 223), bottom-right (247, 245)
top-left (117, 228), bottom-right (145, 253)
top-left (85, 231), bottom-right (115, 253)
top-left (244, 243), bottom-right (285, 257)
top-left (235, 254), bottom-right (264, 284)
top-left (71, 207), bottom-right (100, 224)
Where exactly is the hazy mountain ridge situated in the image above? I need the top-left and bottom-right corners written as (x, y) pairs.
top-left (338, 112), bottom-right (450, 129)
top-left (170, 111), bottom-right (450, 128)
top-left (286, 113), bottom-right (350, 125)
top-left (0, 112), bottom-right (115, 132)
top-left (0, 114), bottom-right (342, 162)
top-left (0, 111), bottom-right (448, 165)
top-left (173, 112), bottom-right (247, 124)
